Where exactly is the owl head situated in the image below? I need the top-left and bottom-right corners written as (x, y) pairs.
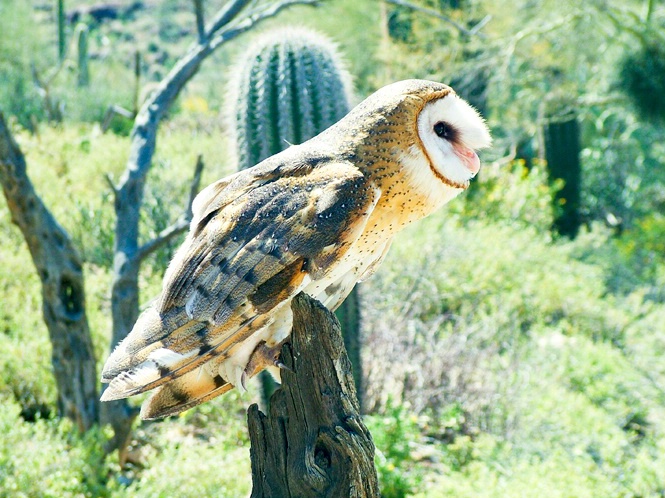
top-left (413, 82), bottom-right (491, 187)
top-left (333, 79), bottom-right (491, 194)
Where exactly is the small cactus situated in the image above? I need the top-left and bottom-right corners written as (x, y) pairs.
top-left (542, 100), bottom-right (582, 238)
top-left (57, 0), bottom-right (66, 62)
top-left (228, 27), bottom-right (364, 407)
top-left (76, 23), bottom-right (89, 87)
top-left (228, 27), bottom-right (352, 170)
top-left (133, 50), bottom-right (141, 114)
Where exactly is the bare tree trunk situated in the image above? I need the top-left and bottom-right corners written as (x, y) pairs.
top-left (248, 293), bottom-right (379, 498)
top-left (100, 0), bottom-right (319, 459)
top-left (0, 113), bottom-right (98, 431)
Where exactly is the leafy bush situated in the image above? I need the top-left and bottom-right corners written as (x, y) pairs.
top-left (365, 401), bottom-right (426, 498)
top-left (581, 107), bottom-right (665, 230)
top-left (0, 396), bottom-right (114, 497)
top-left (0, 242), bottom-right (57, 415)
top-left (457, 160), bottom-right (555, 231)
top-left (619, 39), bottom-right (665, 124)
top-left (111, 390), bottom-right (252, 497)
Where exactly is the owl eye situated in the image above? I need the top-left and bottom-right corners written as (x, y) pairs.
top-left (433, 121), bottom-right (456, 141)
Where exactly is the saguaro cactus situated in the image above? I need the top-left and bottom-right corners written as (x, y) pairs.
top-left (57, 0), bottom-right (66, 62)
top-left (542, 103), bottom-right (582, 239)
top-left (228, 27), bottom-right (364, 407)
top-left (229, 27), bottom-right (352, 170)
top-left (76, 23), bottom-right (89, 87)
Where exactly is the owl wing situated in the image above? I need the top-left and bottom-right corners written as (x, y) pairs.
top-left (101, 156), bottom-right (379, 406)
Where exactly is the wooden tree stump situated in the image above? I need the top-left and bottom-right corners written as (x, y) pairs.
top-left (248, 293), bottom-right (379, 498)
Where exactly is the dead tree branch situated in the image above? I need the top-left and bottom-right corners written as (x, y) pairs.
top-left (248, 293), bottom-right (379, 497)
top-left (385, 0), bottom-right (489, 38)
top-left (31, 64), bottom-right (65, 123)
top-left (136, 155), bottom-right (204, 263)
top-left (101, 105), bottom-right (135, 133)
top-left (0, 112), bottom-right (98, 431)
top-left (186, 153), bottom-right (204, 218)
top-left (194, 0), bottom-right (206, 42)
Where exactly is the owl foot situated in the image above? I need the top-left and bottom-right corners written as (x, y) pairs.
top-left (229, 365), bottom-right (248, 393)
top-left (244, 340), bottom-right (288, 379)
top-left (275, 360), bottom-right (292, 372)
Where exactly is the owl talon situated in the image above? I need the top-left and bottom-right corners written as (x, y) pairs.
top-left (241, 370), bottom-right (248, 392)
top-left (275, 361), bottom-right (292, 372)
top-left (230, 365), bottom-right (248, 393)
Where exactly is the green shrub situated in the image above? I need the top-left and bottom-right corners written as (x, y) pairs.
top-left (456, 160), bottom-right (555, 232)
top-left (619, 39), bottom-right (665, 124)
top-left (0, 245), bottom-right (56, 414)
top-left (112, 390), bottom-right (251, 497)
top-left (0, 396), bottom-right (114, 497)
top-left (0, 0), bottom-right (49, 128)
top-left (365, 401), bottom-right (426, 498)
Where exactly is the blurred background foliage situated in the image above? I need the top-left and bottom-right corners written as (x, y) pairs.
top-left (1, 0), bottom-right (664, 496)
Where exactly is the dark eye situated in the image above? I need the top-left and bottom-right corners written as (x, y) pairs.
top-left (433, 121), bottom-right (455, 140)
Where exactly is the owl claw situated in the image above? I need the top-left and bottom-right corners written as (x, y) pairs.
top-left (276, 360), bottom-right (292, 372)
top-left (230, 365), bottom-right (248, 393)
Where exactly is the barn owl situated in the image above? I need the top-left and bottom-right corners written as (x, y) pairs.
top-left (101, 79), bottom-right (491, 419)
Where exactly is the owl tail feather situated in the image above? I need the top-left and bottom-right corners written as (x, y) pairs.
top-left (100, 307), bottom-right (269, 403)
top-left (140, 369), bottom-right (234, 420)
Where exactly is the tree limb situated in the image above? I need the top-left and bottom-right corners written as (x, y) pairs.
top-left (104, 174), bottom-right (119, 206)
top-left (31, 64), bottom-right (64, 123)
top-left (136, 155), bottom-right (204, 263)
top-left (500, 13), bottom-right (580, 77)
top-left (193, 0), bottom-right (206, 43)
top-left (469, 14), bottom-right (492, 36)
top-left (186, 153), bottom-right (204, 218)
top-left (645, 0), bottom-right (654, 23)
top-left (209, 0), bottom-right (319, 50)
top-left (385, 0), bottom-right (489, 38)
top-left (136, 217), bottom-right (189, 263)
top-left (204, 0), bottom-right (252, 38)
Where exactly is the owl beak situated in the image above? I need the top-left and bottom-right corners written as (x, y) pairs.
top-left (454, 144), bottom-right (480, 176)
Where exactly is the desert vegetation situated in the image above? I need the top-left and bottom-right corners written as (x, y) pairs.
top-left (1, 0), bottom-right (664, 496)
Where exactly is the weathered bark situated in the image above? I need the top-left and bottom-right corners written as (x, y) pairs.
top-left (0, 113), bottom-right (98, 431)
top-left (100, 0), bottom-right (319, 457)
top-left (248, 293), bottom-right (379, 498)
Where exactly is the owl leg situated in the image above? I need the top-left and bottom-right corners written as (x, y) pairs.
top-left (244, 340), bottom-right (289, 380)
top-left (227, 364), bottom-right (248, 393)
top-left (243, 302), bottom-right (293, 381)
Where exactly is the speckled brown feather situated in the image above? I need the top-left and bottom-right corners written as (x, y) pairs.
top-left (101, 79), bottom-right (488, 418)
top-left (101, 159), bottom-right (378, 406)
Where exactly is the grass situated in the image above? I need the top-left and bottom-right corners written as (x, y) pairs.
top-left (3, 118), bottom-right (665, 497)
top-left (0, 122), bottom-right (665, 496)
top-left (357, 168), bottom-right (665, 496)
top-left (2, 1), bottom-right (665, 496)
